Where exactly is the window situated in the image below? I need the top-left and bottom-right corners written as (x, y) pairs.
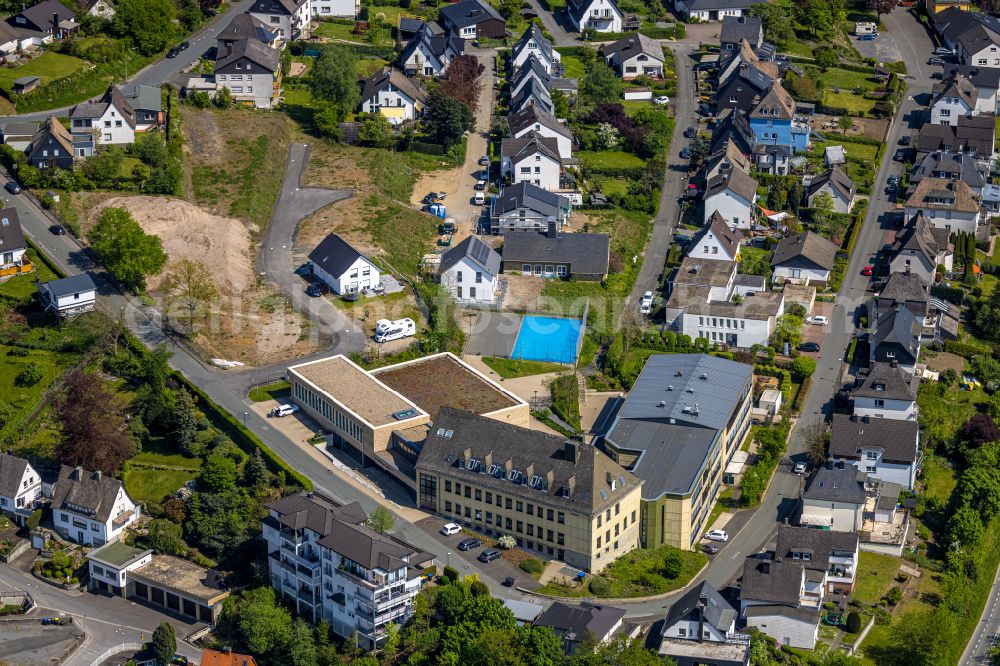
top-left (527, 503), bottom-right (533, 516)
top-left (486, 492), bottom-right (492, 503)
top-left (597, 514), bottom-right (602, 527)
top-left (445, 501), bottom-right (452, 512)
top-left (506, 517), bottom-right (513, 529)
top-left (486, 511), bottom-right (493, 523)
top-left (557, 533), bottom-right (564, 545)
top-left (445, 480), bottom-right (451, 493)
top-left (475, 489), bottom-right (481, 501)
top-left (516, 520), bottom-right (523, 532)
top-left (470, 287), bottom-right (476, 299)
top-left (874, 399), bottom-right (885, 407)
top-left (506, 498), bottom-right (512, 510)
top-left (522, 263), bottom-right (531, 272)
top-left (557, 512), bottom-right (565, 524)
top-left (516, 501), bottom-right (523, 512)
top-left (456, 270), bottom-right (463, 282)
top-left (454, 482), bottom-right (461, 495)
top-left (475, 272), bottom-right (482, 283)
top-left (597, 535), bottom-right (602, 547)
top-left (547, 509), bottom-right (554, 521)
top-left (464, 486), bottom-right (471, 498)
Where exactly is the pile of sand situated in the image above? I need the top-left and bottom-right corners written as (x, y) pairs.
top-left (94, 196), bottom-right (254, 295)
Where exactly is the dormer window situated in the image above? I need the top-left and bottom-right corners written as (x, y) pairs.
top-left (874, 382), bottom-right (885, 391)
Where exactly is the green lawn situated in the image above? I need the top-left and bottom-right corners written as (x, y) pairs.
top-left (821, 90), bottom-right (877, 116)
top-left (560, 55), bottom-right (585, 79)
top-left (538, 545), bottom-right (707, 599)
top-left (315, 20), bottom-right (392, 45)
top-left (921, 454), bottom-right (957, 505)
top-left (132, 437), bottom-right (203, 470)
top-left (481, 357), bottom-right (566, 378)
top-left (248, 380), bottom-right (291, 403)
top-left (577, 150), bottom-right (647, 170)
top-left (0, 249), bottom-right (57, 300)
top-left (353, 58), bottom-right (388, 78)
top-left (819, 68), bottom-right (879, 92)
top-left (600, 178), bottom-right (628, 198)
top-left (852, 551), bottom-right (900, 606)
top-left (124, 468), bottom-right (195, 506)
top-left (994, 115), bottom-right (1000, 147)
top-left (0, 52), bottom-right (87, 94)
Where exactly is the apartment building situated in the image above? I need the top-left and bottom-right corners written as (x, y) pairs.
top-left (415, 408), bottom-right (643, 572)
top-left (249, 0), bottom-right (312, 42)
top-left (602, 354), bottom-right (754, 549)
top-left (262, 492), bottom-right (433, 648)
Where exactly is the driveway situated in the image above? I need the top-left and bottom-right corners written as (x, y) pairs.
top-left (522, 0), bottom-right (577, 46)
top-left (257, 141), bottom-right (365, 353)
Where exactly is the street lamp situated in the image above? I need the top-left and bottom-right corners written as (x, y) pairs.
top-left (446, 551), bottom-right (451, 569)
top-left (243, 411), bottom-right (248, 427)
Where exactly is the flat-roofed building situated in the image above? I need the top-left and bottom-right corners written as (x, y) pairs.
top-left (602, 354), bottom-right (753, 549)
top-left (415, 408), bottom-right (642, 572)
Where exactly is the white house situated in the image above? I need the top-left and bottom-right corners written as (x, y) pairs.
top-left (658, 581), bottom-right (750, 665)
top-left (0, 452), bottom-right (42, 525)
top-left (490, 181), bottom-right (572, 234)
top-left (510, 77), bottom-right (554, 115)
top-left (904, 176), bottom-right (983, 236)
top-left (806, 166), bottom-right (856, 214)
top-left (770, 232), bottom-right (839, 287)
top-left (508, 105), bottom-right (573, 159)
top-left (703, 167), bottom-right (758, 229)
top-left (215, 37), bottom-right (281, 110)
top-left (510, 56), bottom-right (553, 101)
top-left (400, 25), bottom-right (464, 77)
top-left (603, 34), bottom-right (665, 79)
top-left (359, 67), bottom-right (428, 125)
top-left (248, 0), bottom-right (312, 42)
top-left (534, 602), bottom-right (628, 654)
top-left (501, 131), bottom-right (562, 191)
top-left (945, 65), bottom-right (1000, 113)
top-left (263, 492), bottom-right (430, 649)
top-left (51, 465), bottom-right (140, 547)
top-left (939, 9), bottom-right (1000, 69)
top-left (69, 86), bottom-right (138, 155)
top-left (851, 361), bottom-right (918, 421)
top-left (740, 559), bottom-right (819, 649)
top-left (775, 526), bottom-right (859, 596)
top-left (512, 24), bottom-right (560, 74)
top-left (0, 207), bottom-right (27, 274)
top-left (38, 273), bottom-right (98, 317)
top-left (799, 461), bottom-right (866, 532)
top-left (690, 211), bottom-right (742, 262)
top-left (311, 0), bottom-right (357, 17)
top-left (308, 233), bottom-right (381, 295)
top-left (566, 0), bottom-right (623, 33)
top-left (930, 73), bottom-right (978, 125)
top-left (830, 413), bottom-right (920, 489)
top-left (87, 542), bottom-right (153, 595)
top-left (438, 235), bottom-right (500, 305)
top-left (675, 0), bottom-right (764, 21)
top-left (888, 213), bottom-right (954, 286)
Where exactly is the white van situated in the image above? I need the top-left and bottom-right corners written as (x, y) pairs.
top-left (374, 317), bottom-right (416, 343)
top-left (473, 191), bottom-right (486, 205)
top-left (272, 404), bottom-right (300, 417)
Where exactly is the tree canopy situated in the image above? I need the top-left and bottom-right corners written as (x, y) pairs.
top-left (424, 90), bottom-right (475, 146)
top-left (113, 0), bottom-right (177, 55)
top-left (581, 60), bottom-right (624, 105)
top-left (88, 206), bottom-right (167, 292)
top-left (310, 47), bottom-right (360, 120)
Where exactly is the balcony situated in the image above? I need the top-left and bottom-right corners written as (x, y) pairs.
top-left (374, 588), bottom-right (408, 608)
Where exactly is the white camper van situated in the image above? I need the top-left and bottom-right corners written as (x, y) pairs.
top-left (374, 318), bottom-right (416, 343)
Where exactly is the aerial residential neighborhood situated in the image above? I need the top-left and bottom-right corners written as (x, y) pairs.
top-left (0, 0), bottom-right (999, 664)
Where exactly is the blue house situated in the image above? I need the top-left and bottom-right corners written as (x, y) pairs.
top-left (748, 83), bottom-right (810, 153)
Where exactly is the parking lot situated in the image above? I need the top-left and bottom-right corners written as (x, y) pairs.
top-left (800, 300), bottom-right (834, 352)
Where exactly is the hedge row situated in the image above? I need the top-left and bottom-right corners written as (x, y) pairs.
top-left (844, 200), bottom-right (868, 255)
top-left (944, 339), bottom-right (991, 360)
top-left (792, 376), bottom-right (811, 413)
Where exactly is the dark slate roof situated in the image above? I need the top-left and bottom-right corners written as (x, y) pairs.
top-left (400, 28), bottom-right (463, 65)
top-left (502, 231), bottom-right (610, 275)
top-left (399, 17), bottom-right (425, 34)
top-left (513, 23), bottom-right (554, 65)
top-left (743, 604), bottom-right (820, 623)
top-left (218, 13), bottom-right (276, 45)
top-left (510, 79), bottom-right (553, 114)
top-left (16, 0), bottom-right (75, 29)
top-left (0, 453), bottom-right (30, 498)
top-left (720, 15), bottom-right (762, 44)
top-left (945, 64), bottom-right (1000, 89)
top-left (268, 493), bottom-right (367, 533)
top-left (939, 9), bottom-right (1000, 56)
top-left (0, 206), bottom-right (25, 252)
top-left (830, 413), bottom-right (919, 464)
top-left (493, 181), bottom-right (565, 217)
top-left (51, 465), bottom-right (130, 522)
top-left (852, 361), bottom-right (918, 401)
top-left (775, 525), bottom-right (858, 573)
top-left (567, 0), bottom-right (621, 26)
top-left (872, 303), bottom-right (919, 363)
top-left (501, 130), bottom-right (560, 164)
top-left (750, 82), bottom-right (795, 120)
top-left (603, 33), bottom-right (664, 63)
top-left (740, 558), bottom-right (803, 606)
top-left (32, 115), bottom-right (73, 156)
top-left (360, 67), bottom-right (428, 105)
top-left (956, 114), bottom-right (996, 154)
top-left (802, 462), bottom-right (867, 505)
top-left (534, 602), bottom-right (626, 642)
top-left (41, 273), bottom-right (96, 298)
top-left (308, 233), bottom-right (372, 279)
top-left (696, 211), bottom-right (743, 259)
top-left (512, 53), bottom-right (551, 90)
top-left (912, 150), bottom-right (986, 190)
top-left (893, 213), bottom-right (950, 265)
top-left (1, 122), bottom-right (39, 137)
top-left (771, 232), bottom-right (838, 271)
top-left (216, 36), bottom-right (280, 72)
top-left (438, 0), bottom-right (502, 29)
top-left (807, 166), bottom-right (856, 202)
top-left (439, 235), bottom-right (501, 276)
top-left (684, 0), bottom-right (762, 9)
top-left (663, 581), bottom-right (736, 634)
top-left (508, 104), bottom-right (572, 140)
top-left (879, 271), bottom-right (930, 307)
top-left (415, 408), bottom-right (640, 514)
top-left (932, 72), bottom-right (978, 110)
top-left (705, 165), bottom-right (758, 202)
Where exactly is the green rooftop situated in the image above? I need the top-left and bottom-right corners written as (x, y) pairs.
top-left (89, 540), bottom-right (150, 568)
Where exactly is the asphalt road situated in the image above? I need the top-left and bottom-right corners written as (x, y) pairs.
top-left (0, 0), bottom-right (257, 123)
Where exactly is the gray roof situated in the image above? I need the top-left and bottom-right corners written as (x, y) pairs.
top-left (508, 104), bottom-right (572, 140)
top-left (0, 453), bottom-right (30, 498)
top-left (398, 17), bottom-right (425, 34)
top-left (604, 33), bottom-right (664, 63)
top-left (720, 15), bottom-right (762, 44)
top-left (534, 602), bottom-right (626, 643)
top-left (931, 72), bottom-right (978, 110)
top-left (14, 0), bottom-right (75, 30)
top-left (872, 304), bottom-right (919, 363)
top-left (945, 64), bottom-right (1000, 89)
top-left (912, 150), bottom-right (987, 190)
top-left (695, 211), bottom-right (743, 259)
top-left (69, 101), bottom-right (107, 119)
top-left (511, 54), bottom-right (550, 89)
top-left (501, 130), bottom-right (560, 164)
top-left (267, 493), bottom-right (367, 533)
top-left (217, 13), bottom-right (276, 46)
top-left (51, 465), bottom-right (131, 522)
top-left (743, 604), bottom-right (820, 623)
top-left (920, 116), bottom-right (996, 154)
top-left (685, 0), bottom-right (762, 9)
top-left (664, 581), bottom-right (736, 634)
top-left (41, 273), bottom-right (96, 298)
top-left (733, 273), bottom-right (765, 290)
top-left (740, 558), bottom-right (803, 606)
top-left (360, 67), bottom-right (428, 106)
top-left (876, 481), bottom-right (902, 511)
top-left (510, 79), bottom-right (553, 114)
top-left (438, 0), bottom-right (502, 29)
top-left (879, 272), bottom-right (930, 307)
top-left (216, 35), bottom-right (280, 73)
top-left (308, 233), bottom-right (373, 278)
top-left (852, 361), bottom-right (918, 401)
top-left (0, 122), bottom-right (36, 136)
top-left (750, 82), bottom-right (795, 120)
top-left (440, 235), bottom-right (501, 276)
top-left (12, 75), bottom-right (39, 86)
top-left (705, 166), bottom-right (758, 202)
top-left (399, 29), bottom-right (464, 66)
top-left (502, 231), bottom-right (610, 276)
top-left (119, 84), bottom-right (162, 113)
top-left (605, 354), bottom-right (753, 498)
top-left (0, 206), bottom-right (25, 252)
top-left (775, 525), bottom-right (858, 573)
top-left (771, 232), bottom-right (838, 271)
top-left (674, 257), bottom-right (738, 289)
top-left (893, 213), bottom-right (950, 265)
top-left (807, 166), bottom-right (856, 202)
top-left (513, 24), bottom-right (554, 65)
top-left (493, 181), bottom-right (566, 217)
top-left (802, 462), bottom-right (867, 505)
top-left (415, 408), bottom-right (640, 514)
top-left (830, 413), bottom-right (919, 465)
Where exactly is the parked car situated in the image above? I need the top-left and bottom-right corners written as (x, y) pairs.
top-left (439, 221), bottom-right (456, 234)
top-left (798, 341), bottom-right (821, 352)
top-left (929, 56), bottom-right (945, 65)
top-left (479, 155), bottom-right (489, 166)
top-left (457, 538), bottom-right (482, 551)
top-left (166, 46), bottom-right (180, 58)
top-left (684, 126), bottom-right (697, 138)
top-left (806, 315), bottom-right (828, 326)
top-left (858, 33), bottom-right (876, 41)
top-left (422, 192), bottom-right (439, 204)
top-left (478, 549), bottom-right (501, 563)
top-left (882, 243), bottom-right (895, 253)
top-left (473, 191), bottom-right (486, 205)
top-left (639, 290), bottom-right (653, 315)
top-left (933, 46), bottom-right (954, 55)
top-left (793, 462), bottom-right (808, 474)
top-left (305, 283), bottom-right (324, 297)
top-left (701, 544), bottom-right (720, 555)
top-left (270, 404), bottom-right (299, 417)
top-left (179, 41), bottom-right (190, 51)
top-left (503, 576), bottom-right (516, 587)
top-left (440, 522), bottom-right (461, 536)
top-left (49, 224), bottom-right (66, 235)
top-left (374, 318), bottom-right (416, 343)
top-left (862, 264), bottom-right (874, 276)
top-left (4, 181), bottom-right (20, 194)
top-left (898, 135), bottom-right (911, 146)
top-left (653, 95), bottom-right (670, 105)
top-left (679, 146), bottom-right (692, 159)
top-left (894, 148), bottom-right (909, 162)
top-left (705, 530), bottom-right (729, 542)
top-left (675, 234), bottom-right (692, 247)
top-left (475, 179), bottom-right (487, 190)
top-left (295, 263), bottom-right (312, 276)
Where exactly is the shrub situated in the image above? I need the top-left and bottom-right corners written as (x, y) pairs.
top-left (469, 580), bottom-right (489, 596)
top-left (14, 363), bottom-right (43, 387)
top-left (588, 576), bottom-right (610, 596)
top-left (884, 586), bottom-right (903, 605)
top-left (519, 558), bottom-right (545, 575)
top-left (662, 550), bottom-right (683, 579)
top-left (442, 566), bottom-right (459, 583)
top-left (791, 355), bottom-right (816, 378)
top-left (846, 611), bottom-right (862, 633)
top-left (498, 535), bottom-right (516, 549)
top-left (874, 607), bottom-right (892, 625)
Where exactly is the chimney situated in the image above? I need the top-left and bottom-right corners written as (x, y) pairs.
top-left (546, 469), bottom-right (555, 487)
top-left (564, 440), bottom-right (579, 464)
top-left (51, 12), bottom-right (58, 33)
top-left (567, 474), bottom-right (576, 496)
top-left (484, 451), bottom-right (493, 467)
top-left (697, 593), bottom-right (708, 643)
top-left (95, 470), bottom-right (102, 481)
top-left (547, 220), bottom-right (558, 238)
top-left (525, 463), bottom-right (535, 479)
top-left (74, 466), bottom-right (83, 481)
top-left (463, 447), bottom-right (472, 462)
top-left (890, 358), bottom-right (898, 369)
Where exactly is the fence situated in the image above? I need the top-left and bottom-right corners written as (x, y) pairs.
top-left (88, 643), bottom-right (144, 666)
top-left (0, 591), bottom-right (32, 614)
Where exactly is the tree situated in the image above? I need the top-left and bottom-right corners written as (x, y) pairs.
top-left (845, 611), bottom-right (862, 633)
top-left (948, 505), bottom-right (985, 550)
top-left (88, 207), bottom-right (167, 292)
top-left (313, 105), bottom-right (343, 141)
top-left (151, 622), bottom-right (176, 665)
top-left (310, 46), bottom-right (360, 119)
top-left (815, 46), bottom-right (838, 69)
top-left (748, 2), bottom-right (795, 44)
top-left (798, 0), bottom-right (843, 39)
top-left (581, 59), bottom-right (624, 105)
top-left (233, 587), bottom-right (293, 656)
top-left (792, 355), bottom-right (817, 378)
top-left (424, 90), bottom-right (475, 146)
top-left (867, 0), bottom-right (896, 18)
top-left (185, 488), bottom-right (257, 557)
top-left (957, 465), bottom-right (1000, 521)
top-left (244, 448), bottom-right (268, 487)
top-left (892, 608), bottom-right (959, 666)
top-left (838, 115), bottom-right (854, 133)
top-left (812, 191), bottom-right (835, 230)
top-left (497, 0), bottom-right (520, 19)
top-left (114, 0), bottom-right (176, 55)
top-left (161, 259), bottom-right (218, 333)
top-left (551, 88), bottom-right (570, 118)
top-left (56, 370), bottom-right (134, 473)
top-left (960, 413), bottom-right (1000, 448)
top-left (171, 388), bottom-right (199, 456)
top-left (771, 313), bottom-right (803, 349)
top-left (788, 179), bottom-right (804, 215)
top-left (15, 362), bottom-right (42, 387)
top-left (801, 420), bottom-right (827, 464)
top-left (148, 519), bottom-right (187, 555)
top-left (214, 86), bottom-right (233, 109)
top-left (366, 505), bottom-right (394, 534)
top-left (357, 112), bottom-right (394, 149)
top-left (661, 550), bottom-right (682, 579)
top-left (289, 618), bottom-right (318, 666)
top-left (438, 54), bottom-right (485, 113)
top-left (199, 452), bottom-right (238, 492)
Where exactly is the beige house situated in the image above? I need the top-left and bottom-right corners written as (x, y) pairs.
top-left (415, 408), bottom-right (642, 572)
